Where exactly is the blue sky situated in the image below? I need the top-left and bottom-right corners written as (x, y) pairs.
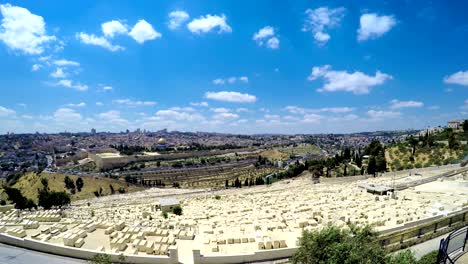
top-left (0, 0), bottom-right (467, 134)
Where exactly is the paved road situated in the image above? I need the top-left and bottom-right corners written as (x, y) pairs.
top-left (0, 243), bottom-right (84, 264)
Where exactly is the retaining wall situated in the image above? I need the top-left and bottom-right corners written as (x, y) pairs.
top-left (0, 233), bottom-right (178, 264)
top-left (192, 248), bottom-right (297, 264)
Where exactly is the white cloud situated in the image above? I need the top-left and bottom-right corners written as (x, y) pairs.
top-left (55, 79), bottom-right (88, 91)
top-left (302, 7), bottom-right (345, 45)
top-left (102, 86), bottom-right (113, 91)
top-left (21, 114), bottom-right (32, 119)
top-left (205, 91), bottom-right (257, 103)
top-left (366, 110), bottom-right (400, 119)
top-left (212, 76), bottom-right (248, 85)
top-left (253, 26), bottom-right (279, 49)
top-left (210, 107), bottom-right (230, 113)
top-left (129, 20), bottom-right (161, 44)
top-left (212, 79), bottom-right (225, 85)
top-left (155, 109), bottom-right (204, 122)
top-left (76, 32), bottom-right (124, 51)
top-left (65, 102), bottom-right (86, 107)
top-left (213, 112), bottom-right (239, 121)
top-left (444, 71), bottom-right (468, 86)
top-left (31, 64), bottom-right (41, 71)
top-left (53, 59), bottom-right (80, 67)
top-left (0, 3), bottom-right (56, 55)
top-left (190, 102), bottom-right (209, 107)
top-left (96, 102), bottom-right (104, 106)
top-left (389, 99), bottom-right (424, 109)
top-left (302, 113), bottom-right (323, 123)
top-left (50, 67), bottom-right (66, 78)
top-left (266, 37), bottom-right (279, 49)
top-left (427, 105), bottom-right (440, 110)
top-left (308, 65), bottom-right (392, 94)
top-left (357, 13), bottom-right (396, 41)
top-left (236, 107), bottom-right (248, 113)
top-left (0, 106), bottom-right (15, 117)
top-left (113, 99), bottom-right (156, 106)
top-left (97, 110), bottom-right (129, 126)
top-left (187, 14), bottom-right (232, 34)
top-left (168, 11), bottom-right (189, 30)
top-left (101, 20), bottom-right (128, 38)
top-left (285, 105), bottom-right (354, 114)
top-left (54, 108), bottom-right (82, 122)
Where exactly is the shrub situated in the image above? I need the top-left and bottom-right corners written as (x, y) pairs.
top-left (215, 195), bottom-right (221, 200)
top-left (292, 225), bottom-right (386, 264)
top-left (162, 211), bottom-right (168, 219)
top-left (172, 205), bottom-right (182, 216)
top-left (88, 253), bottom-right (111, 264)
top-left (4, 187), bottom-right (37, 210)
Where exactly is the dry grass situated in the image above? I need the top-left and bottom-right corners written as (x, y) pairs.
top-left (260, 149), bottom-right (290, 160)
top-left (9, 172), bottom-right (144, 202)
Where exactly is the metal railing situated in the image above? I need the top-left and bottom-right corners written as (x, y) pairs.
top-left (437, 226), bottom-right (468, 263)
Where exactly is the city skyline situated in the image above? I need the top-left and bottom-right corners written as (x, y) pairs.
top-left (0, 0), bottom-right (467, 134)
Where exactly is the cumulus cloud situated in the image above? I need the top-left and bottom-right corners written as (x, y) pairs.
top-left (357, 13), bottom-right (396, 41)
top-left (308, 65), bottom-right (392, 94)
top-left (389, 99), bottom-right (424, 109)
top-left (55, 79), bottom-right (88, 91)
top-left (50, 67), bottom-right (66, 78)
top-left (444, 71), bottom-right (468, 86)
top-left (0, 106), bottom-right (15, 117)
top-left (97, 110), bottom-right (129, 126)
top-left (302, 7), bottom-right (345, 45)
top-left (168, 11), bottom-right (190, 30)
top-left (101, 20), bottom-right (128, 38)
top-left (302, 113), bottom-right (323, 123)
top-left (187, 14), bottom-right (232, 34)
top-left (210, 107), bottom-right (230, 113)
top-left (155, 109), bottom-right (204, 122)
top-left (76, 32), bottom-right (124, 51)
top-left (102, 86), bottom-right (113, 91)
top-left (205, 91), bottom-right (257, 103)
top-left (113, 98), bottom-right (156, 106)
top-left (129, 20), bottom-right (161, 43)
top-left (253, 26), bottom-right (279, 49)
top-left (0, 3), bottom-right (56, 55)
top-left (53, 59), bottom-right (80, 67)
top-left (366, 110), bottom-right (400, 119)
top-left (31, 64), bottom-right (41, 71)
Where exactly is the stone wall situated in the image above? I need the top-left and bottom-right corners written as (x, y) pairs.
top-left (0, 233), bottom-right (179, 264)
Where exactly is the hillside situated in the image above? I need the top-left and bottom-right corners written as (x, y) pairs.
top-left (2, 172), bottom-right (144, 203)
top-left (386, 144), bottom-right (466, 171)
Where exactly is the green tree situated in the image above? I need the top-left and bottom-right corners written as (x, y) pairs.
top-left (368, 156), bottom-right (377, 176)
top-left (76, 177), bottom-right (84, 192)
top-left (292, 225), bottom-right (386, 264)
top-left (407, 136), bottom-right (418, 156)
top-left (4, 187), bottom-right (36, 210)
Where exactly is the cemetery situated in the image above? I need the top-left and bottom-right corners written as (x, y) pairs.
top-left (0, 165), bottom-right (467, 263)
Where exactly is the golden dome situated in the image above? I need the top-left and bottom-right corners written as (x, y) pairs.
top-left (157, 138), bottom-right (166, 144)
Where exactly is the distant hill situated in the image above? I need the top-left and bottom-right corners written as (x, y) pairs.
top-left (1, 172), bottom-right (144, 203)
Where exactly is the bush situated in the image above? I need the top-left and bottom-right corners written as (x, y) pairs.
top-left (162, 211), bottom-right (168, 219)
top-left (172, 205), bottom-right (182, 216)
top-left (417, 251), bottom-right (438, 264)
top-left (215, 195), bottom-right (221, 200)
top-left (292, 225), bottom-right (386, 264)
top-left (88, 253), bottom-right (111, 264)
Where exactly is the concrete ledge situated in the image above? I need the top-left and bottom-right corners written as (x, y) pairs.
top-left (193, 247), bottom-right (298, 264)
top-left (0, 233), bottom-right (178, 264)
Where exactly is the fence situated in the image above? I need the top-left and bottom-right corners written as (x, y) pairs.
top-left (378, 208), bottom-right (468, 252)
top-left (437, 226), bottom-right (468, 263)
